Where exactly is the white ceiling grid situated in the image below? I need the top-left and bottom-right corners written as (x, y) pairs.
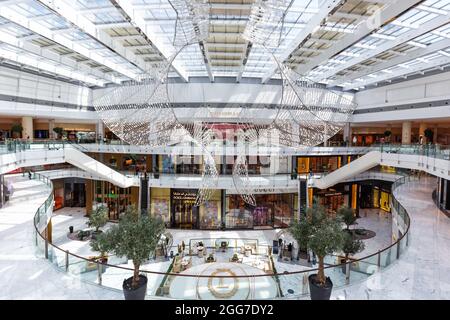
top-left (0, 0), bottom-right (447, 89)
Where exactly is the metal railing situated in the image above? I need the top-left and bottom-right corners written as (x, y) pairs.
top-left (32, 172), bottom-right (413, 299)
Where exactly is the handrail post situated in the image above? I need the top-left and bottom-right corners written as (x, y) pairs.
top-left (97, 262), bottom-right (102, 285)
top-left (377, 250), bottom-right (381, 270)
top-left (65, 250), bottom-right (69, 272)
top-left (345, 261), bottom-right (350, 284)
top-left (396, 241), bottom-right (400, 259)
top-left (44, 237), bottom-right (48, 259)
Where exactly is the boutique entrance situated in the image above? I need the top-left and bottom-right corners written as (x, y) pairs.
top-left (171, 189), bottom-right (199, 229)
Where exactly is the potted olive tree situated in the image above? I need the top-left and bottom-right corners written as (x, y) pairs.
top-left (289, 201), bottom-right (344, 300)
top-left (337, 206), bottom-right (358, 231)
top-left (341, 232), bottom-right (365, 273)
top-left (90, 205), bottom-right (165, 300)
top-left (87, 205), bottom-right (109, 235)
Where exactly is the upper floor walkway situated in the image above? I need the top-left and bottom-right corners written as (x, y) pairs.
top-left (0, 140), bottom-right (449, 191)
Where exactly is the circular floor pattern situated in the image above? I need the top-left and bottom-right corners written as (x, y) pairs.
top-left (352, 229), bottom-right (376, 240)
top-left (169, 262), bottom-right (278, 300)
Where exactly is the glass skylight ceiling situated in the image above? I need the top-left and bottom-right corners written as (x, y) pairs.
top-left (0, 0), bottom-right (447, 89)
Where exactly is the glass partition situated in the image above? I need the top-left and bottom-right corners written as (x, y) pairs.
top-left (29, 147), bottom-right (416, 300)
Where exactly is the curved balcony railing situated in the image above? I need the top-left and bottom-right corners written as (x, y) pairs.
top-left (32, 170), bottom-right (413, 299)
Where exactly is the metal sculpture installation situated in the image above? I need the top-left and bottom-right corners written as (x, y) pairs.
top-left (93, 0), bottom-right (357, 206)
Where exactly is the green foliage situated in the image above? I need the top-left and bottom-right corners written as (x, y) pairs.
top-left (424, 128), bottom-right (434, 142)
top-left (342, 232), bottom-right (365, 259)
top-left (289, 199), bottom-right (345, 286)
top-left (87, 205), bottom-right (109, 232)
top-left (77, 230), bottom-right (90, 241)
top-left (384, 130), bottom-right (392, 137)
top-left (11, 123), bottom-right (23, 134)
top-left (53, 127), bottom-right (64, 138)
top-left (337, 206), bottom-right (357, 230)
top-left (90, 205), bottom-right (165, 288)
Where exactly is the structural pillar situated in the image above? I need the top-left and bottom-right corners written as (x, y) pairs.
top-left (343, 122), bottom-right (351, 146)
top-left (22, 116), bottom-right (33, 141)
top-left (401, 121), bottom-right (411, 144)
top-left (419, 122), bottom-right (427, 143)
top-left (323, 123), bottom-right (328, 147)
top-left (96, 120), bottom-right (104, 143)
top-left (48, 119), bottom-right (55, 139)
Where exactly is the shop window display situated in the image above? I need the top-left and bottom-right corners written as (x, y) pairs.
top-left (151, 188), bottom-right (171, 226)
top-left (94, 181), bottom-right (132, 220)
top-left (152, 199), bottom-right (170, 226)
top-left (171, 189), bottom-right (198, 229)
top-left (226, 193), bottom-right (295, 229)
top-left (297, 156), bottom-right (340, 174)
top-left (199, 200), bottom-right (221, 229)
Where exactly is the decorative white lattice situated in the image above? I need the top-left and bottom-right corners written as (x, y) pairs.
top-left (242, 0), bottom-right (294, 48)
top-left (169, 0), bottom-right (210, 47)
top-left (93, 1), bottom-right (357, 206)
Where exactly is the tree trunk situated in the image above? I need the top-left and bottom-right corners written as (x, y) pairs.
top-left (317, 256), bottom-right (325, 286)
top-left (132, 263), bottom-right (140, 288)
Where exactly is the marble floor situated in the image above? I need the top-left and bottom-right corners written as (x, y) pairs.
top-left (2, 175), bottom-right (444, 300)
top-left (330, 176), bottom-right (450, 300)
top-left (51, 207), bottom-right (391, 260)
top-left (0, 176), bottom-right (122, 300)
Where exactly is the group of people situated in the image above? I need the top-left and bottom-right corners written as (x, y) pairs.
top-left (278, 239), bottom-right (294, 259)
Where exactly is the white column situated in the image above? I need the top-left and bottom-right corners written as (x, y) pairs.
top-left (22, 116), bottom-right (33, 141)
top-left (419, 122), bottom-right (427, 143)
top-left (402, 121), bottom-right (411, 144)
top-left (343, 123), bottom-right (351, 145)
top-left (48, 119), bottom-right (55, 139)
top-left (96, 120), bottom-right (104, 143)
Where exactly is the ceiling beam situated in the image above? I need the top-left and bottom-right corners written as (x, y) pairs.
top-left (94, 21), bottom-right (132, 29)
top-left (113, 0), bottom-right (189, 81)
top-left (260, 0), bottom-right (343, 83)
top-left (312, 11), bottom-right (450, 83)
top-left (34, 0), bottom-right (155, 80)
top-left (329, 38), bottom-right (450, 87)
top-left (343, 55), bottom-right (450, 91)
top-left (294, 0), bottom-right (424, 76)
top-left (0, 29), bottom-right (114, 86)
top-left (0, 5), bottom-right (141, 80)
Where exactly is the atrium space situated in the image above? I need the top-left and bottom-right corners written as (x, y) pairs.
top-left (0, 0), bottom-right (449, 305)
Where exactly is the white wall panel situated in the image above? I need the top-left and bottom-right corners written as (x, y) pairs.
top-left (0, 66), bottom-right (92, 106)
top-left (355, 71), bottom-right (450, 109)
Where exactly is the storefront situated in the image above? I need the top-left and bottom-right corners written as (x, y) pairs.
top-left (171, 189), bottom-right (198, 229)
top-left (225, 191), bottom-right (296, 229)
top-left (63, 178), bottom-right (86, 208)
top-left (297, 156), bottom-right (342, 174)
top-left (89, 180), bottom-right (138, 220)
top-left (359, 181), bottom-right (392, 212)
top-left (199, 190), bottom-right (222, 229)
top-left (149, 187), bottom-right (297, 230)
top-left (150, 188), bottom-right (171, 226)
top-left (315, 186), bottom-right (349, 216)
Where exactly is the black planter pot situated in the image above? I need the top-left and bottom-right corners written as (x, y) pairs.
top-left (308, 274), bottom-right (333, 300)
top-left (122, 275), bottom-right (148, 300)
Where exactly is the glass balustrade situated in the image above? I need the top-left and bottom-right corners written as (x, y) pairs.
top-left (29, 167), bottom-right (414, 299)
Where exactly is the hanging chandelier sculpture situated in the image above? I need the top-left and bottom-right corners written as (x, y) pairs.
top-left (93, 0), bottom-right (357, 206)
